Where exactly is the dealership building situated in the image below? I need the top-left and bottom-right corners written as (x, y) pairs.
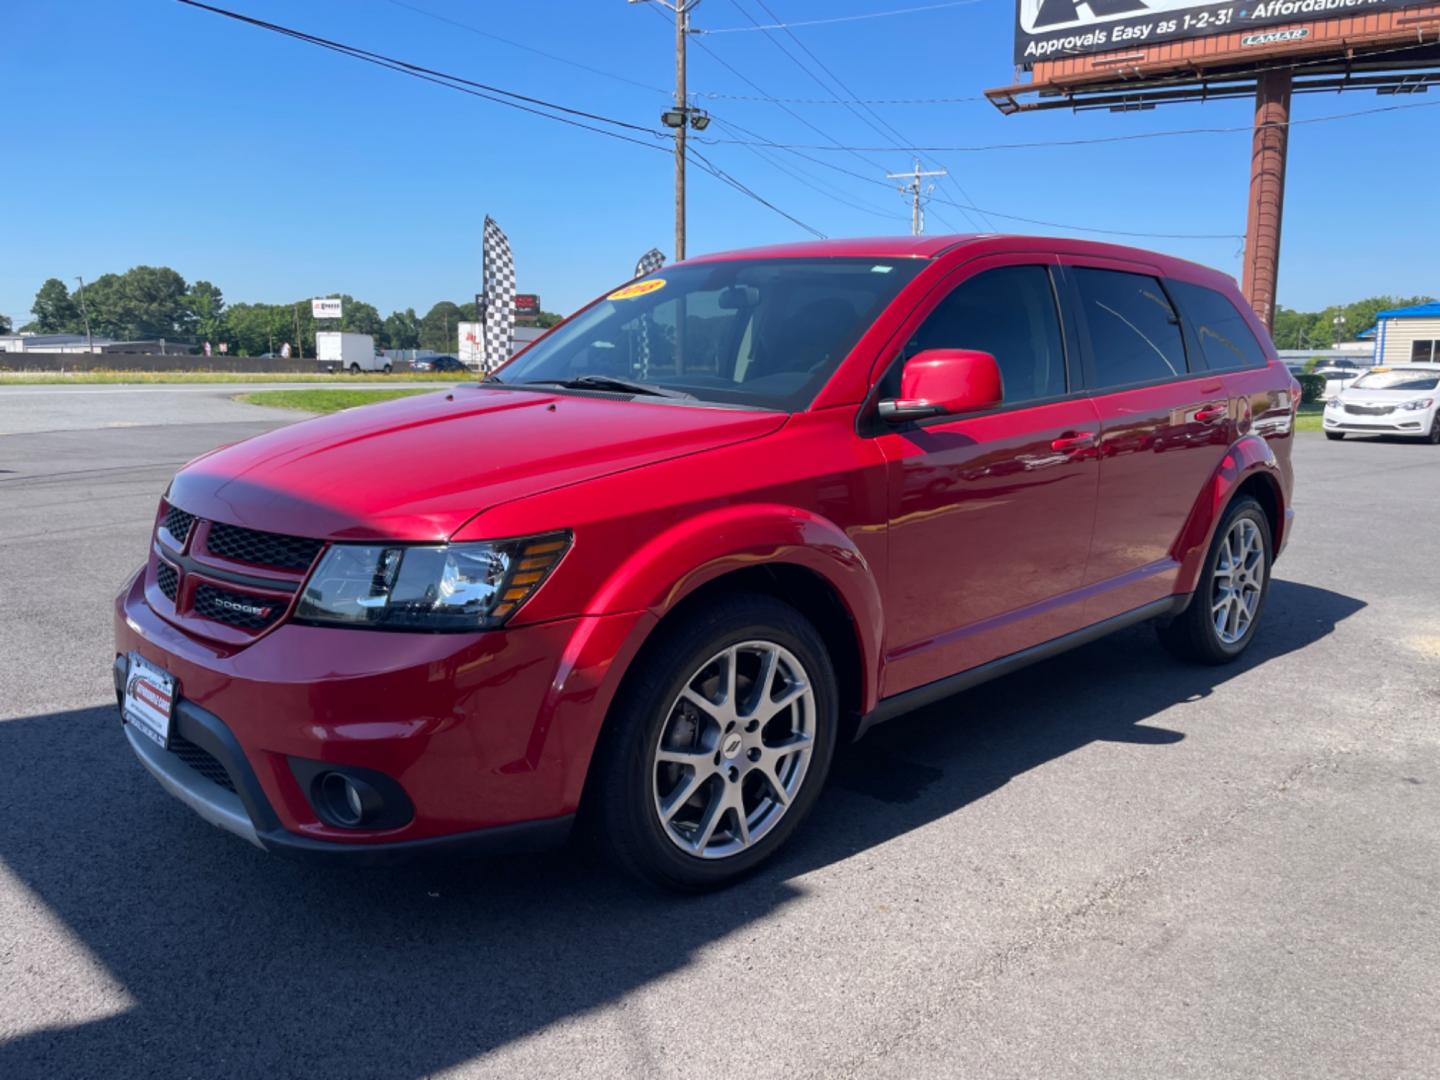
top-left (1372, 302), bottom-right (1440, 366)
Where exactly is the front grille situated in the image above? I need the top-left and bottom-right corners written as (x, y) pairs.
top-left (1345, 403), bottom-right (1393, 416)
top-left (193, 583), bottom-right (286, 630)
top-left (156, 561), bottom-right (179, 601)
top-left (206, 522), bottom-right (323, 571)
top-left (161, 504), bottom-right (195, 545)
top-left (168, 733), bottom-right (236, 792)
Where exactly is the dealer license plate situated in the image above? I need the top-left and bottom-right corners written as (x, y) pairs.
top-left (123, 652), bottom-right (177, 749)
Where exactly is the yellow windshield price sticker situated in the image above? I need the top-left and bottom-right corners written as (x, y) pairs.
top-left (608, 279), bottom-right (666, 301)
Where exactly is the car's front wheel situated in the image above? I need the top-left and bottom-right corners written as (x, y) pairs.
top-left (590, 594), bottom-right (837, 891)
top-left (1427, 413), bottom-right (1440, 445)
top-left (1157, 495), bottom-right (1272, 665)
top-left (1325, 431), bottom-right (1345, 441)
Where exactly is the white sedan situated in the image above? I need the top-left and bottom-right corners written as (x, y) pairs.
top-left (1323, 365), bottom-right (1440, 443)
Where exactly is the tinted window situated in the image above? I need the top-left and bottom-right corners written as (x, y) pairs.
top-left (1169, 280), bottom-right (1267, 371)
top-left (497, 258), bottom-right (922, 411)
top-left (894, 265), bottom-right (1067, 404)
top-left (1073, 268), bottom-right (1188, 389)
top-left (1410, 340), bottom-right (1438, 364)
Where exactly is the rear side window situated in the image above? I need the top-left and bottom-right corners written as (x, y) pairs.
top-left (1169, 280), bottom-right (1268, 371)
top-left (1073, 268), bottom-right (1188, 390)
top-left (896, 265), bottom-right (1067, 404)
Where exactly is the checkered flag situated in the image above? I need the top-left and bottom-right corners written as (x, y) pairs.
top-left (634, 247), bottom-right (665, 279)
top-left (632, 248), bottom-right (665, 378)
top-left (481, 215), bottom-right (516, 375)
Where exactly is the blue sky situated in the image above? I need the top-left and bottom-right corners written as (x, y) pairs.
top-left (3, 0), bottom-right (1436, 329)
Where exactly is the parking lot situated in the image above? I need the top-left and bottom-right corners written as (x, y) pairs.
top-left (2, 385), bottom-right (1437, 1078)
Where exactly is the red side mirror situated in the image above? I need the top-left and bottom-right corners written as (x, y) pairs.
top-left (879, 348), bottom-right (1003, 423)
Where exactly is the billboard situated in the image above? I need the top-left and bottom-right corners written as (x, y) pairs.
top-left (515, 293), bottom-right (541, 317)
top-left (1016, 0), bottom-right (1428, 62)
top-left (458, 321), bottom-right (483, 368)
top-left (311, 297), bottom-right (343, 319)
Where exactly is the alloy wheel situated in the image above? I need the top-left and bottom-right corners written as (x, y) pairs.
top-left (1211, 518), bottom-right (1265, 645)
top-left (652, 640), bottom-right (815, 860)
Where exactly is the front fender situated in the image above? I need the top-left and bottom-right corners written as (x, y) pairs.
top-left (1173, 434), bottom-right (1285, 594)
top-left (591, 503), bottom-right (886, 712)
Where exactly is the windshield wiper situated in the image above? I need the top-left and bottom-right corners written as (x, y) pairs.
top-left (519, 375), bottom-right (695, 399)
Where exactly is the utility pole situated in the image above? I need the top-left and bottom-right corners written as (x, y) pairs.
top-left (886, 160), bottom-right (948, 236)
top-left (631, 0), bottom-right (709, 261)
top-left (74, 275), bottom-right (93, 352)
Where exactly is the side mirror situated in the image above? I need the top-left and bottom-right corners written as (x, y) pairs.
top-left (878, 348), bottom-right (1003, 423)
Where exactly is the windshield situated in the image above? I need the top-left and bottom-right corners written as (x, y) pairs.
top-left (1349, 369), bottom-right (1440, 392)
top-left (494, 257), bottom-right (924, 410)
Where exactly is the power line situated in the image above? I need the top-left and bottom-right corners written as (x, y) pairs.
top-left (383, 0), bottom-right (669, 95)
top-left (175, 0), bottom-right (668, 151)
top-left (698, 95), bottom-right (1440, 152)
top-left (737, 0), bottom-right (994, 228)
top-left (700, 0), bottom-right (982, 34)
top-left (701, 90), bottom-right (988, 105)
top-left (708, 115), bottom-right (905, 220)
top-left (686, 146), bottom-right (828, 237)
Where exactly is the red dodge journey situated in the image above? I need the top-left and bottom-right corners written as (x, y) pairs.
top-left (115, 235), bottom-right (1297, 889)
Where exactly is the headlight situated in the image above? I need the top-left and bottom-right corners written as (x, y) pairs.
top-left (1400, 397), bottom-right (1435, 411)
top-left (295, 532), bottom-right (570, 631)
top-left (1325, 397), bottom-right (1343, 409)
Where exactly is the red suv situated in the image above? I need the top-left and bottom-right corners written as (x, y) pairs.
top-left (114, 236), bottom-right (1297, 889)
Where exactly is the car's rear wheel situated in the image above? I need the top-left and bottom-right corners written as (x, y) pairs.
top-left (383, 363), bottom-right (393, 375)
top-left (1157, 495), bottom-right (1272, 665)
top-left (1325, 431), bottom-right (1345, 441)
top-left (349, 363), bottom-right (360, 376)
top-left (589, 594), bottom-right (837, 891)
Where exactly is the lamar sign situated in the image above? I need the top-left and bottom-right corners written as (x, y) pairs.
top-left (1016, 0), bottom-right (1429, 61)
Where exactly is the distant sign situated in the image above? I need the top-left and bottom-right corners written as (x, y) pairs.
top-left (1015, 0), bottom-right (1428, 63)
top-left (312, 297), bottom-right (343, 319)
top-left (515, 293), bottom-right (541, 316)
top-left (458, 321), bottom-right (483, 369)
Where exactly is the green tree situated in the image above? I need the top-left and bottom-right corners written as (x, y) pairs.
top-left (420, 301), bottom-right (466, 352)
top-left (186, 280), bottom-right (226, 345)
top-left (533, 310), bottom-right (564, 329)
top-left (383, 307), bottom-right (421, 350)
top-left (29, 277), bottom-right (79, 333)
top-left (224, 303), bottom-right (293, 356)
top-left (0, 313), bottom-right (11, 335)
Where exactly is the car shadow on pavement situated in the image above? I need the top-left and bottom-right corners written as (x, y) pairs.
top-left (0, 579), bottom-right (1362, 1078)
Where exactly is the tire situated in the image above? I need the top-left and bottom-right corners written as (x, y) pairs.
top-left (1325, 431), bottom-right (1345, 441)
top-left (588, 593), bottom-right (838, 891)
top-left (1427, 413), bottom-right (1440, 445)
top-left (383, 363), bottom-right (393, 375)
top-left (349, 363), bottom-right (360, 376)
top-left (1157, 495), bottom-right (1272, 665)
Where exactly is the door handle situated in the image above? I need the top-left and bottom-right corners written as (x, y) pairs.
top-left (1194, 404), bottom-right (1229, 425)
top-left (1051, 431), bottom-right (1097, 452)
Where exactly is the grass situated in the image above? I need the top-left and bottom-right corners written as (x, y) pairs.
top-left (1296, 403), bottom-right (1324, 432)
top-left (234, 388), bottom-right (439, 413)
top-left (0, 370), bottom-right (463, 385)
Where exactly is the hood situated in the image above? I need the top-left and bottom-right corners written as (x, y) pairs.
top-left (1336, 388), bottom-right (1436, 404)
top-left (168, 388), bottom-right (786, 540)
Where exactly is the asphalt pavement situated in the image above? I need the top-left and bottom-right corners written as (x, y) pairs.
top-left (1, 387), bottom-right (1437, 1079)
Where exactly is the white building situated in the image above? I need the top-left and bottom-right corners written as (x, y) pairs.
top-left (1372, 302), bottom-right (1440, 365)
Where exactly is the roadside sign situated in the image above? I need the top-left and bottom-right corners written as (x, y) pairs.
top-left (312, 297), bottom-right (343, 319)
top-left (458, 321), bottom-right (483, 368)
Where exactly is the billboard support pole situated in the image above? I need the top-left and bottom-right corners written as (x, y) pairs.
top-left (1240, 68), bottom-right (1291, 332)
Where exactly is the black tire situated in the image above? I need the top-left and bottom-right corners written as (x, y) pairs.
top-left (587, 593), bottom-right (838, 891)
top-left (1157, 495), bottom-right (1272, 665)
top-left (1325, 431), bottom-right (1345, 441)
top-left (1427, 413), bottom-right (1440, 445)
top-left (349, 363), bottom-right (360, 376)
top-left (383, 363), bottom-right (393, 375)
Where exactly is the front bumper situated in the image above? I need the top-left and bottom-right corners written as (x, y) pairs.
top-left (1323, 408), bottom-right (1434, 437)
top-left (114, 571), bottom-right (650, 858)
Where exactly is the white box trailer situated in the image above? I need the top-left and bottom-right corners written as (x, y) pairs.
top-left (317, 332), bottom-right (389, 374)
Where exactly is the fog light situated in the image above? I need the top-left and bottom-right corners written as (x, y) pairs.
top-left (315, 771), bottom-right (384, 827)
